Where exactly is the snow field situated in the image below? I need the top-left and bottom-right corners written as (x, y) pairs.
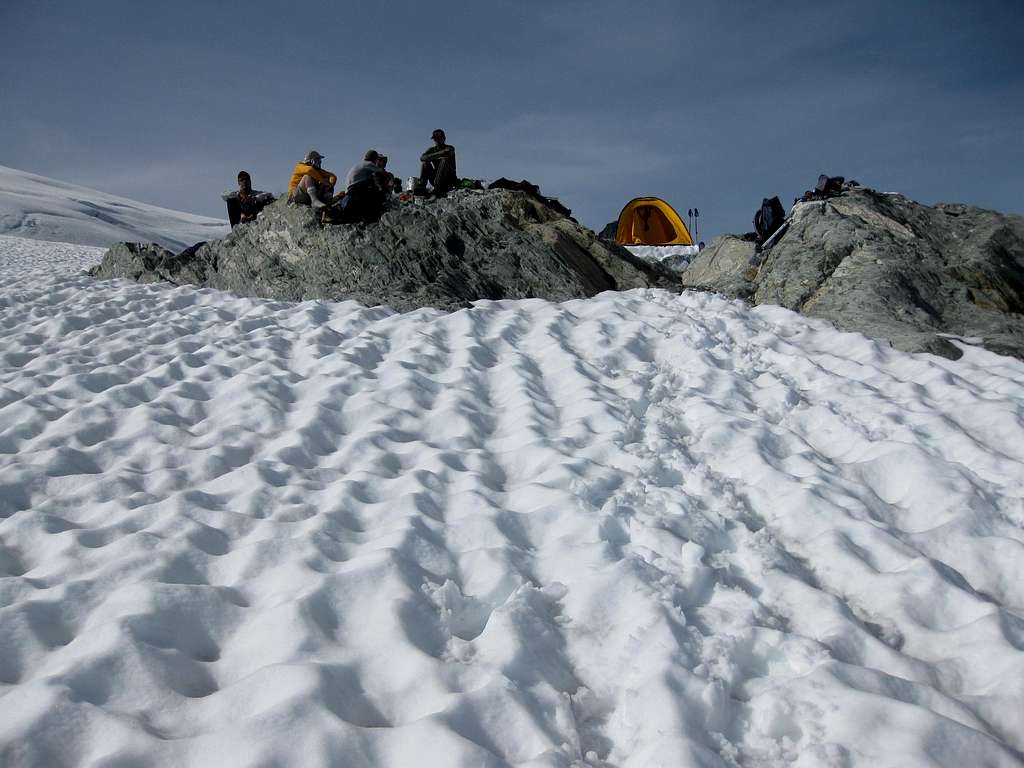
top-left (1, 234), bottom-right (1023, 767)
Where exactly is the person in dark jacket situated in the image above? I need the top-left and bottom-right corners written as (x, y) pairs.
top-left (417, 129), bottom-right (457, 198)
top-left (373, 153), bottom-right (396, 194)
top-left (236, 171), bottom-right (274, 224)
top-left (223, 171), bottom-right (274, 227)
top-left (342, 149), bottom-right (391, 223)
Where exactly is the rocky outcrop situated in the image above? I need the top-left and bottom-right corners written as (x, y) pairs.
top-left (91, 189), bottom-right (679, 312)
top-left (684, 186), bottom-right (1024, 359)
top-left (679, 236), bottom-right (758, 299)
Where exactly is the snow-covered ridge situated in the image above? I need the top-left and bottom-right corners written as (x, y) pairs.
top-left (1, 235), bottom-right (1023, 767)
top-left (0, 165), bottom-right (228, 250)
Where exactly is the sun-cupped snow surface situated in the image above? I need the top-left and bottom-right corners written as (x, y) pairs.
top-left (1, 233), bottom-right (1023, 768)
top-left (0, 165), bottom-right (229, 250)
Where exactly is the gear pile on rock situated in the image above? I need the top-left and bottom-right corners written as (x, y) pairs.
top-left (91, 188), bottom-right (678, 312)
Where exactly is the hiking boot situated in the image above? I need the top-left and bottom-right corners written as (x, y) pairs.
top-left (308, 188), bottom-right (326, 209)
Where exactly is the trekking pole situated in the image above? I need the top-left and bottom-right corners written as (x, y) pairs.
top-left (693, 208), bottom-right (699, 242)
top-left (688, 209), bottom-right (693, 239)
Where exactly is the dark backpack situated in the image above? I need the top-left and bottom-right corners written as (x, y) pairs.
top-left (225, 196), bottom-right (242, 228)
top-left (754, 196), bottom-right (786, 243)
top-left (815, 175), bottom-right (845, 195)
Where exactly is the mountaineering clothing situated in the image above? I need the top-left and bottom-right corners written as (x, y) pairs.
top-left (287, 162), bottom-right (337, 198)
top-left (237, 190), bottom-right (273, 224)
top-left (290, 185), bottom-right (314, 206)
top-left (345, 160), bottom-right (387, 192)
top-left (222, 186), bottom-right (273, 227)
top-left (419, 142), bottom-right (457, 196)
top-left (342, 160), bottom-right (388, 223)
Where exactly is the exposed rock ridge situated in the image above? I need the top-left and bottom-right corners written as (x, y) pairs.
top-left (91, 189), bottom-right (679, 312)
top-left (682, 186), bottom-right (1024, 359)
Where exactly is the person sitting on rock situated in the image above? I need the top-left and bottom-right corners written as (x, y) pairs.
top-left (375, 153), bottom-right (399, 194)
top-left (234, 171), bottom-right (274, 225)
top-left (288, 150), bottom-right (337, 209)
top-left (342, 149), bottom-right (391, 223)
top-left (223, 171), bottom-right (274, 227)
top-left (417, 129), bottom-right (457, 198)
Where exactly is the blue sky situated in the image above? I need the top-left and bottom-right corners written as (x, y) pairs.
top-left (1, 1), bottom-right (1021, 238)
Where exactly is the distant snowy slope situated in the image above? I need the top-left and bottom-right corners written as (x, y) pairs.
top-left (0, 165), bottom-right (229, 250)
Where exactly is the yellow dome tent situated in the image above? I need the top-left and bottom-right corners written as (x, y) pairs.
top-left (615, 197), bottom-right (693, 246)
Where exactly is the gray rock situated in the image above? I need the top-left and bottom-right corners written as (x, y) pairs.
top-left (680, 235), bottom-right (758, 299)
top-left (91, 242), bottom-right (176, 284)
top-left (682, 186), bottom-right (1024, 360)
top-left (598, 220), bottom-right (618, 241)
top-left (92, 189), bottom-right (679, 312)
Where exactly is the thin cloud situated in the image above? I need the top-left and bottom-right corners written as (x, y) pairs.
top-left (1, 1), bottom-right (1021, 236)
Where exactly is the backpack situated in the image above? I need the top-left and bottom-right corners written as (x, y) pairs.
top-left (224, 195), bottom-right (242, 228)
top-left (754, 196), bottom-right (786, 243)
top-left (815, 175), bottom-right (845, 195)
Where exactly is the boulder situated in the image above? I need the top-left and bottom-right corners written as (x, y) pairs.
top-left (91, 189), bottom-right (679, 312)
top-left (679, 235), bottom-right (758, 299)
top-left (92, 242), bottom-right (175, 284)
top-left (681, 186), bottom-right (1024, 360)
top-left (94, 241), bottom-right (212, 287)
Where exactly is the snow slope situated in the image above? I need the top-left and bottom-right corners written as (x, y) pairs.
top-left (1, 233), bottom-right (1023, 767)
top-left (0, 166), bottom-right (229, 250)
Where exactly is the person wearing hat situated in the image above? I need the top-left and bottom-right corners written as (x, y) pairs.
top-left (417, 129), bottom-right (457, 198)
top-left (341, 149), bottom-right (392, 223)
top-left (288, 150), bottom-right (337, 209)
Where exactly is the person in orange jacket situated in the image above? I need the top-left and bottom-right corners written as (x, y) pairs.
top-left (288, 150), bottom-right (337, 208)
